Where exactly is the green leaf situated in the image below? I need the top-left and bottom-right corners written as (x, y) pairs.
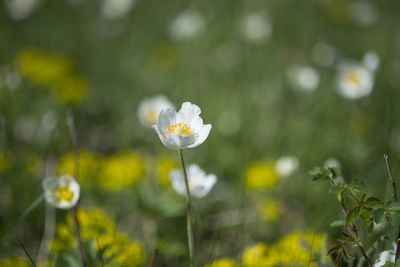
top-left (389, 202), bottom-right (400, 212)
top-left (346, 207), bottom-right (358, 226)
top-left (364, 197), bottom-right (383, 207)
top-left (330, 220), bottom-right (345, 227)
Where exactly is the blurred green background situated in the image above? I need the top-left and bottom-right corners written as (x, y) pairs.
top-left (1, 0), bottom-right (400, 266)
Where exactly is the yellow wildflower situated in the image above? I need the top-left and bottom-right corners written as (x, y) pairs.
top-left (57, 150), bottom-right (100, 188)
top-left (157, 156), bottom-right (178, 186)
top-left (16, 49), bottom-right (72, 84)
top-left (51, 74), bottom-right (87, 104)
top-left (205, 257), bottom-right (239, 267)
top-left (245, 161), bottom-right (279, 189)
top-left (52, 207), bottom-right (145, 266)
top-left (98, 152), bottom-right (144, 190)
top-left (0, 257), bottom-right (29, 267)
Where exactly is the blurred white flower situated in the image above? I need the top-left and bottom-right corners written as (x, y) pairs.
top-left (169, 10), bottom-right (205, 41)
top-left (101, 0), bottom-right (136, 20)
top-left (363, 51), bottom-right (380, 72)
top-left (42, 175), bottom-right (80, 209)
top-left (288, 65), bottom-right (320, 92)
top-left (170, 164), bottom-right (217, 198)
top-left (138, 95), bottom-right (174, 127)
top-left (350, 1), bottom-right (379, 27)
top-left (324, 157), bottom-right (341, 169)
top-left (240, 13), bottom-right (272, 44)
top-left (374, 244), bottom-right (396, 267)
top-left (153, 102), bottom-right (212, 150)
top-left (275, 156), bottom-right (299, 177)
top-left (336, 62), bottom-right (374, 99)
top-left (5, 0), bottom-right (40, 20)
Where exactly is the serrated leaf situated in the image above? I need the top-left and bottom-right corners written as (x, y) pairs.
top-left (330, 220), bottom-right (345, 227)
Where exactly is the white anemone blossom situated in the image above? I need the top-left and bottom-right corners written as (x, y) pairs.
top-left (42, 174), bottom-right (80, 209)
top-left (374, 244), bottom-right (396, 267)
top-left (240, 12), bottom-right (272, 44)
top-left (152, 102), bottom-right (212, 150)
top-left (336, 62), bottom-right (374, 100)
top-left (170, 164), bottom-right (217, 198)
top-left (5, 0), bottom-right (41, 20)
top-left (101, 0), bottom-right (136, 20)
top-left (138, 95), bottom-right (174, 127)
top-left (169, 10), bottom-right (205, 41)
top-left (287, 65), bottom-right (320, 92)
top-left (275, 156), bottom-right (299, 177)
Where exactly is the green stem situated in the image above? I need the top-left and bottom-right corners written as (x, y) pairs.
top-left (178, 149), bottom-right (195, 267)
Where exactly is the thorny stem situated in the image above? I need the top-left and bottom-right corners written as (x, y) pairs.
top-left (66, 109), bottom-right (87, 267)
top-left (339, 195), bottom-right (373, 266)
top-left (384, 154), bottom-right (400, 266)
top-left (178, 149), bottom-right (195, 267)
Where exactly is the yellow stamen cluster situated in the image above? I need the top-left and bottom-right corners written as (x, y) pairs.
top-left (167, 122), bottom-right (192, 136)
top-left (55, 185), bottom-right (74, 202)
top-left (147, 110), bottom-right (158, 123)
top-left (346, 70), bottom-right (362, 87)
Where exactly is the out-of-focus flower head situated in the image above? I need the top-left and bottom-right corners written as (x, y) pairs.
top-left (169, 9), bottom-right (206, 41)
top-left (240, 12), bottom-right (272, 44)
top-left (156, 156), bottom-right (178, 186)
top-left (16, 49), bottom-right (88, 104)
top-left (245, 161), bottom-right (279, 189)
top-left (52, 207), bottom-right (145, 266)
top-left (336, 61), bottom-right (374, 100)
top-left (258, 200), bottom-right (281, 222)
top-left (287, 65), bottom-right (320, 92)
top-left (98, 152), bottom-right (144, 190)
top-left (42, 174), bottom-right (80, 209)
top-left (363, 50), bottom-right (380, 73)
top-left (205, 257), bottom-right (239, 267)
top-left (350, 1), bottom-right (379, 27)
top-left (374, 243), bottom-right (396, 267)
top-left (153, 102), bottom-right (212, 150)
top-left (170, 164), bottom-right (217, 198)
top-left (138, 95), bottom-right (175, 127)
top-left (57, 150), bottom-right (100, 188)
top-left (0, 257), bottom-right (29, 267)
top-left (5, 0), bottom-right (41, 20)
top-left (101, 0), bottom-right (137, 20)
top-left (324, 157), bottom-right (341, 169)
top-left (241, 231), bottom-right (328, 267)
top-left (275, 156), bottom-right (299, 178)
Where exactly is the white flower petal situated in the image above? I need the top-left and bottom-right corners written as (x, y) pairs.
top-left (188, 124), bottom-right (212, 148)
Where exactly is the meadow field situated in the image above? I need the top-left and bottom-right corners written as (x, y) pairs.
top-left (1, 0), bottom-right (400, 266)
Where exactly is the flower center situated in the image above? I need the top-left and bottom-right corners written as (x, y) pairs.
top-left (167, 122), bottom-right (192, 136)
top-left (55, 185), bottom-right (74, 202)
top-left (346, 71), bottom-right (362, 87)
top-left (147, 110), bottom-right (158, 123)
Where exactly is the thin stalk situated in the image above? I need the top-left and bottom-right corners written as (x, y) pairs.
top-left (384, 155), bottom-right (400, 266)
top-left (66, 108), bottom-right (87, 267)
top-left (36, 203), bottom-right (56, 264)
top-left (178, 149), bottom-right (195, 267)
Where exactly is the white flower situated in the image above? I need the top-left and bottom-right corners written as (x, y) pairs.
top-left (138, 95), bottom-right (175, 127)
top-left (240, 13), bottom-right (272, 44)
top-left (287, 65), bottom-right (320, 92)
top-left (152, 102), bottom-right (212, 150)
top-left (374, 244), bottom-right (396, 267)
top-left (324, 158), bottom-right (341, 169)
top-left (5, 0), bottom-right (40, 20)
top-left (336, 62), bottom-right (374, 99)
top-left (42, 175), bottom-right (80, 209)
top-left (170, 164), bottom-right (217, 198)
top-left (101, 0), bottom-right (136, 20)
top-left (169, 10), bottom-right (205, 41)
top-left (275, 156), bottom-right (299, 177)
top-left (363, 51), bottom-right (380, 72)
